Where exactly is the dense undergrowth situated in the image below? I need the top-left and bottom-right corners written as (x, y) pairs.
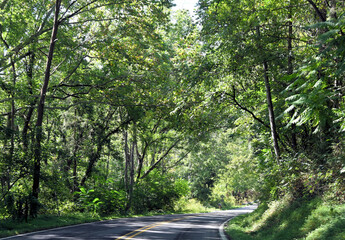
top-left (227, 195), bottom-right (345, 240)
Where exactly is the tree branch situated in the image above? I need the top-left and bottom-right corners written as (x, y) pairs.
top-left (224, 87), bottom-right (270, 129)
top-left (140, 139), bottom-right (181, 179)
top-left (306, 0), bottom-right (327, 22)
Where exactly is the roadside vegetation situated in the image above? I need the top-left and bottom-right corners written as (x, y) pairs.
top-left (227, 195), bottom-right (345, 240)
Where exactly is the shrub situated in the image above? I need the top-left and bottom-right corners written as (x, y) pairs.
top-left (131, 170), bottom-right (190, 213)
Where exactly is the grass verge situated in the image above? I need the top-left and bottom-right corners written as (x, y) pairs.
top-left (0, 212), bottom-right (106, 238)
top-left (226, 195), bottom-right (345, 240)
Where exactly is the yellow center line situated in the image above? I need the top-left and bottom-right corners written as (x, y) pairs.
top-left (115, 216), bottom-right (192, 240)
top-left (115, 221), bottom-right (163, 240)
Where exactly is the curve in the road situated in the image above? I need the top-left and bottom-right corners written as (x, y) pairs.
top-left (219, 216), bottom-right (234, 240)
top-left (0, 205), bottom-right (257, 240)
top-left (116, 216), bottom-right (193, 239)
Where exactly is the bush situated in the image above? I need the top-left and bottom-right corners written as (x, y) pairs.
top-left (75, 180), bottom-right (127, 215)
top-left (1, 191), bottom-right (40, 221)
top-left (131, 170), bottom-right (190, 213)
top-left (174, 197), bottom-right (216, 213)
top-left (74, 173), bottom-right (190, 215)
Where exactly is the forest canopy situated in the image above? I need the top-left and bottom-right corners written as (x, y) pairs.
top-left (0, 0), bottom-right (345, 222)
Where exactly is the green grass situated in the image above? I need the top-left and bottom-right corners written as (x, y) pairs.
top-left (226, 196), bottom-right (345, 240)
top-left (174, 197), bottom-right (240, 213)
top-left (0, 212), bottom-right (108, 238)
top-left (174, 197), bottom-right (218, 213)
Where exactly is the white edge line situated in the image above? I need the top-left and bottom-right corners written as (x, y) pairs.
top-left (219, 217), bottom-right (233, 240)
top-left (0, 213), bottom-right (201, 240)
top-left (0, 218), bottom-right (114, 240)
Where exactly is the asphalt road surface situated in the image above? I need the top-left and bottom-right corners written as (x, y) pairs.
top-left (1, 205), bottom-right (257, 240)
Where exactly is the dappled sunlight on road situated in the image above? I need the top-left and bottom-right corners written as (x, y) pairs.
top-left (1, 206), bottom-right (257, 240)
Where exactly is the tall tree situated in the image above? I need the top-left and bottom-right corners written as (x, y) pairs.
top-left (32, 0), bottom-right (62, 208)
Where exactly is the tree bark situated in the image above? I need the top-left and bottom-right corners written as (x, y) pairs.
top-left (256, 26), bottom-right (280, 160)
top-left (22, 52), bottom-right (36, 150)
top-left (136, 141), bottom-right (148, 180)
top-left (263, 61), bottom-right (280, 160)
top-left (123, 131), bottom-right (130, 193)
top-left (288, 2), bottom-right (297, 151)
top-left (306, 0), bottom-right (327, 21)
top-left (125, 140), bottom-right (135, 212)
top-left (80, 145), bottom-right (102, 187)
top-left (32, 0), bottom-right (61, 207)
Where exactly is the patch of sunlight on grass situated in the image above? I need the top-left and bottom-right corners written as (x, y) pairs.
top-left (174, 197), bottom-right (217, 213)
top-left (226, 195), bottom-right (345, 240)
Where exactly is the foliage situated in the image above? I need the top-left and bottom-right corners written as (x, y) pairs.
top-left (226, 196), bottom-right (345, 240)
top-left (0, 212), bottom-right (104, 238)
top-left (73, 172), bottom-right (189, 215)
top-left (75, 180), bottom-right (127, 215)
top-left (1, 0), bottom-right (345, 236)
top-left (213, 138), bottom-right (259, 204)
top-left (131, 170), bottom-right (190, 213)
top-left (174, 197), bottom-right (217, 213)
top-left (75, 187), bottom-right (103, 216)
top-left (179, 131), bottom-right (233, 203)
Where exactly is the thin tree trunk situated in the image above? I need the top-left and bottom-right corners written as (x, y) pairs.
top-left (105, 146), bottom-right (110, 181)
top-left (73, 154), bottom-right (78, 192)
top-left (70, 134), bottom-right (80, 192)
top-left (151, 145), bottom-right (156, 165)
top-left (123, 131), bottom-right (130, 193)
top-left (256, 26), bottom-right (280, 160)
top-left (32, 0), bottom-right (61, 208)
top-left (1, 21), bottom-right (17, 193)
top-left (263, 61), bottom-right (280, 159)
top-left (22, 52), bottom-right (36, 150)
top-left (141, 139), bottom-right (180, 179)
top-left (10, 58), bottom-right (15, 156)
top-left (126, 140), bottom-right (135, 212)
top-left (80, 145), bottom-right (102, 187)
top-left (288, 2), bottom-right (297, 151)
top-left (136, 142), bottom-right (148, 180)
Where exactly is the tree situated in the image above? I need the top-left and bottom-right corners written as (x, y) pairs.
top-left (32, 0), bottom-right (62, 214)
top-left (197, 0), bottom-right (345, 200)
top-left (1, 0), bottom-right (178, 217)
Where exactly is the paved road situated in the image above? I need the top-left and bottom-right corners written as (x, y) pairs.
top-left (1, 205), bottom-right (257, 240)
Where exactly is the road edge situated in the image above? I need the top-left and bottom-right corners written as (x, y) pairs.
top-left (219, 217), bottom-right (233, 240)
top-left (0, 213), bottom-right (199, 240)
top-left (0, 220), bottom-right (99, 240)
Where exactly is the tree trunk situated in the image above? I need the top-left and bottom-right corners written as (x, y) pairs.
top-left (288, 2), bottom-right (297, 151)
top-left (136, 141), bottom-right (148, 180)
top-left (123, 131), bottom-right (130, 193)
top-left (32, 0), bottom-right (61, 210)
top-left (256, 26), bottom-right (280, 160)
top-left (263, 61), bottom-right (280, 160)
top-left (22, 52), bottom-right (36, 150)
top-left (126, 140), bottom-right (135, 212)
top-left (73, 153), bottom-right (78, 192)
top-left (80, 146), bottom-right (102, 187)
top-left (124, 126), bottom-right (137, 212)
top-left (10, 58), bottom-right (16, 162)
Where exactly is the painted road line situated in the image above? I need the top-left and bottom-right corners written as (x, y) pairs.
top-left (219, 217), bottom-right (233, 240)
top-left (0, 219), bottom-right (108, 240)
top-left (115, 222), bottom-right (160, 240)
top-left (115, 216), bottom-right (192, 240)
